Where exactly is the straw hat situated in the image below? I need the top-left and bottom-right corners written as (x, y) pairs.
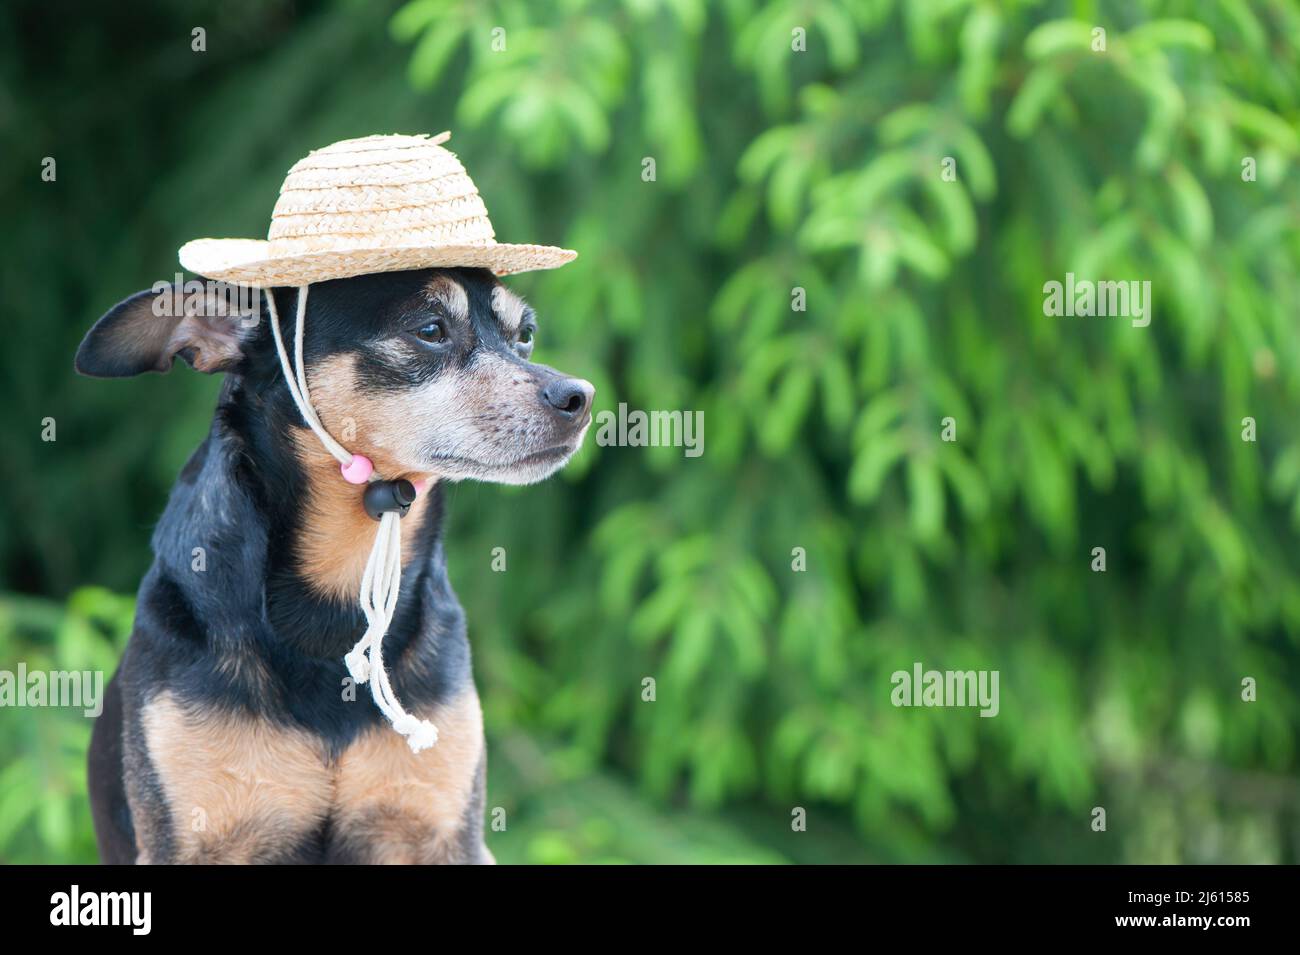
top-left (179, 132), bottom-right (576, 287)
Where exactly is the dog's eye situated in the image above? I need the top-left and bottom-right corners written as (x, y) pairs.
top-left (517, 326), bottom-right (534, 345)
top-left (414, 321), bottom-right (447, 344)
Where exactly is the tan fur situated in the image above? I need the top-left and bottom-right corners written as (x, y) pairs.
top-left (290, 423), bottom-right (433, 601)
top-left (427, 273), bottom-right (469, 322)
top-left (141, 693), bottom-right (333, 864)
top-left (490, 283), bottom-right (527, 335)
top-left (140, 690), bottom-right (487, 864)
top-left (333, 688), bottom-right (485, 864)
top-left (309, 352), bottom-right (466, 473)
top-left (306, 349), bottom-right (543, 478)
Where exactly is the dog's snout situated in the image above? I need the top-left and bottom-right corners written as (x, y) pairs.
top-left (541, 377), bottom-right (594, 419)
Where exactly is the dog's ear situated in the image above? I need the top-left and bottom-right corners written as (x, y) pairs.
top-left (75, 281), bottom-right (261, 378)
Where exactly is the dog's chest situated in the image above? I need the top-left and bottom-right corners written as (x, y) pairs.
top-left (137, 689), bottom-right (484, 864)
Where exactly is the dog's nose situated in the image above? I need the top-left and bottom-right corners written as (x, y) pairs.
top-left (541, 377), bottom-right (594, 419)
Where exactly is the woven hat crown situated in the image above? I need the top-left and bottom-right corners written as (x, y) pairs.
top-left (267, 132), bottom-right (495, 255)
top-left (178, 132), bottom-right (575, 286)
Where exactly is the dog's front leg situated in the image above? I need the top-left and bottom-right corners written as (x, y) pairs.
top-left (328, 688), bottom-right (491, 864)
top-left (127, 691), bottom-right (333, 864)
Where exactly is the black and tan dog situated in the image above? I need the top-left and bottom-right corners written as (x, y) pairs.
top-left (76, 268), bottom-right (593, 863)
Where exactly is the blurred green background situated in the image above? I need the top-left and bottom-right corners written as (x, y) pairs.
top-left (2, 0), bottom-right (1299, 864)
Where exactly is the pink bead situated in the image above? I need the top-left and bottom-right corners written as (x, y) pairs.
top-left (340, 454), bottom-right (373, 485)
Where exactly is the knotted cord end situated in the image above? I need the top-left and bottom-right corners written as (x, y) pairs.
top-left (394, 715), bottom-right (440, 753)
top-left (345, 646), bottom-right (372, 684)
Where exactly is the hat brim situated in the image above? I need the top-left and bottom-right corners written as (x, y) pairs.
top-left (178, 238), bottom-right (577, 287)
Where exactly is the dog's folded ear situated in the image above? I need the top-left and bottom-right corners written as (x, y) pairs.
top-left (75, 281), bottom-right (261, 378)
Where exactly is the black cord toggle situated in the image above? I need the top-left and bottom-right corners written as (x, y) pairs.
top-left (362, 479), bottom-right (417, 520)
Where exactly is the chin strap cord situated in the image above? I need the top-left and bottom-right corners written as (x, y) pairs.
top-left (265, 285), bottom-right (439, 753)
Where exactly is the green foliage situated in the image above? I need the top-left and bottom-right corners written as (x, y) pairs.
top-left (2, 0), bottom-right (1299, 862)
top-left (0, 589), bottom-right (131, 863)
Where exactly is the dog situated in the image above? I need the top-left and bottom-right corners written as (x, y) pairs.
top-left (76, 267), bottom-right (593, 863)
